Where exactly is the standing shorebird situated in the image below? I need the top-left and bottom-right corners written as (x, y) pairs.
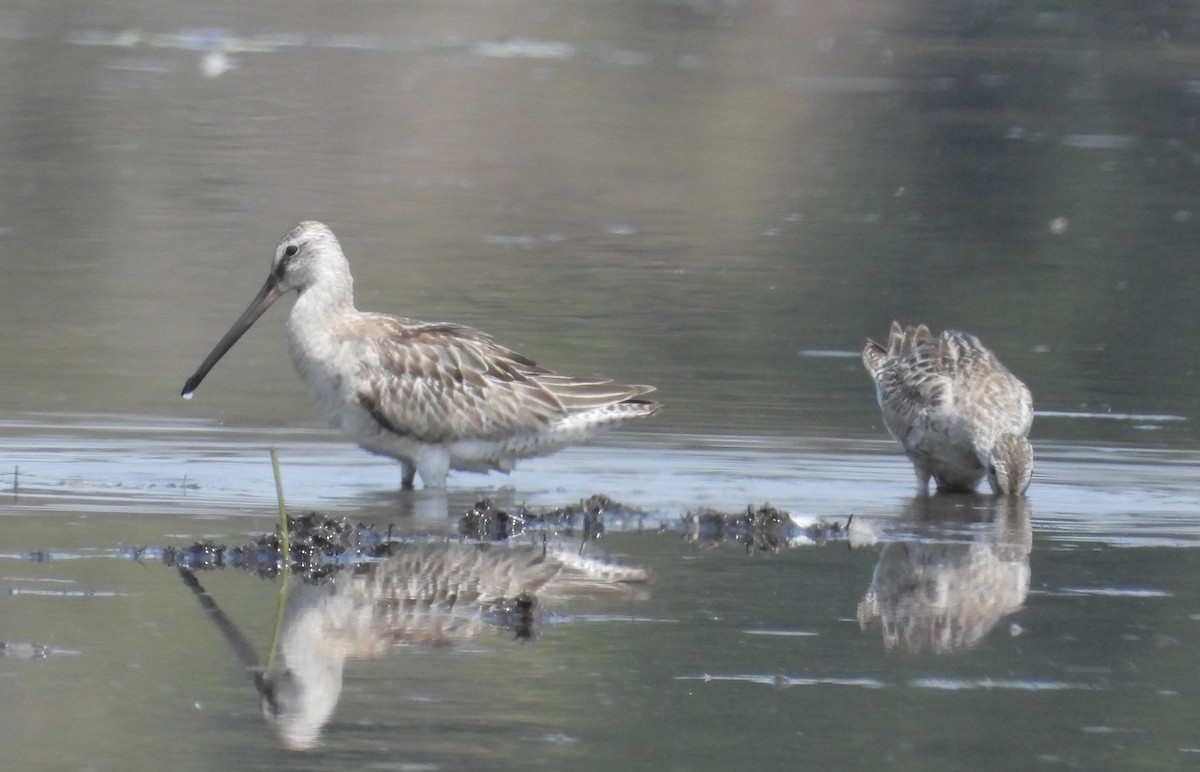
top-left (182, 221), bottom-right (659, 489)
top-left (862, 322), bottom-right (1033, 495)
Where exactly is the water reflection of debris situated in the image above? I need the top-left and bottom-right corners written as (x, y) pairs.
top-left (161, 495), bottom-right (869, 580)
top-left (173, 513), bottom-right (648, 751)
top-left (856, 495), bottom-right (1032, 654)
top-left (679, 505), bottom-right (875, 552)
top-left (163, 497), bottom-right (650, 579)
top-left (163, 512), bottom-right (395, 581)
top-left (457, 494), bottom-right (645, 543)
top-left (0, 641), bottom-right (57, 658)
top-left (457, 496), bottom-right (874, 552)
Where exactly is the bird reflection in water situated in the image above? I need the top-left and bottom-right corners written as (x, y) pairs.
top-left (856, 494), bottom-right (1031, 654)
top-left (179, 542), bottom-right (648, 750)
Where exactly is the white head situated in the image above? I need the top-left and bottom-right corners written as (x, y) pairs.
top-left (269, 221), bottom-right (351, 296)
top-left (182, 221), bottom-right (351, 397)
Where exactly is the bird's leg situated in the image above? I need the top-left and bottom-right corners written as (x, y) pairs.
top-left (415, 448), bottom-right (451, 490)
top-left (400, 461), bottom-right (416, 491)
top-left (914, 461), bottom-right (932, 493)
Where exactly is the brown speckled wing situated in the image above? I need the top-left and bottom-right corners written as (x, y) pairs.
top-left (864, 323), bottom-right (985, 446)
top-left (939, 331), bottom-right (1034, 437)
top-left (878, 336), bottom-right (956, 443)
top-left (353, 315), bottom-right (656, 444)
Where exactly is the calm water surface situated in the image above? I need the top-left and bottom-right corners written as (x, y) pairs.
top-left (2, 1), bottom-right (1200, 770)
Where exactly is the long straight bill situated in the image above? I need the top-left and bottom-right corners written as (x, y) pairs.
top-left (182, 276), bottom-right (284, 398)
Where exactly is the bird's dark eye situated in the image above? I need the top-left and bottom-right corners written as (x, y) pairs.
top-left (284, 244), bottom-right (299, 258)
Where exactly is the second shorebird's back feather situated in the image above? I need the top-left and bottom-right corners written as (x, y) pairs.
top-left (863, 321), bottom-right (1033, 493)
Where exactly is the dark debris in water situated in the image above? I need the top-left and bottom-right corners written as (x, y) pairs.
top-left (680, 504), bottom-right (853, 553)
top-left (161, 511), bottom-right (395, 582)
top-left (457, 494), bottom-right (646, 542)
top-left (162, 497), bottom-right (654, 583)
top-left (126, 495), bottom-right (855, 582)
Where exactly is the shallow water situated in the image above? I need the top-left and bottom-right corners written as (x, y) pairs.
top-left (3, 0), bottom-right (1200, 769)
top-left (3, 417), bottom-right (1200, 770)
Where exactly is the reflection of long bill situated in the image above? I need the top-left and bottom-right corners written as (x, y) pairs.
top-left (182, 276), bottom-right (284, 398)
top-left (176, 567), bottom-right (277, 711)
top-left (177, 542), bottom-right (648, 751)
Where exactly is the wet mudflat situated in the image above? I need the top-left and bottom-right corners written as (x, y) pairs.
top-left (2, 418), bottom-right (1199, 770)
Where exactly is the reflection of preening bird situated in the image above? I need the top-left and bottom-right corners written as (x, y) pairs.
top-left (863, 322), bottom-right (1034, 495)
top-left (182, 221), bottom-right (659, 489)
top-left (856, 495), bottom-right (1031, 654)
top-left (260, 543), bottom-right (648, 750)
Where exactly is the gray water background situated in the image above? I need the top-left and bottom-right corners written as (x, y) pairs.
top-left (1, 2), bottom-right (1200, 769)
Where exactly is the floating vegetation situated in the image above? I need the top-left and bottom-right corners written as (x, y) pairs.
top-left (679, 505), bottom-right (854, 552)
top-left (160, 511), bottom-right (395, 582)
top-left (162, 495), bottom-right (656, 583)
top-left (458, 499), bottom-right (524, 542)
top-left (457, 494), bottom-right (648, 543)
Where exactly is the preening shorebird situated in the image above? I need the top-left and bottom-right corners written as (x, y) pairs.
top-left (862, 322), bottom-right (1033, 495)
